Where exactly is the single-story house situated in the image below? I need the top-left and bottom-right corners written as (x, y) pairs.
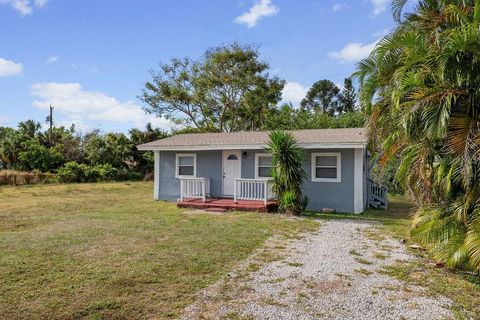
top-left (137, 128), bottom-right (387, 214)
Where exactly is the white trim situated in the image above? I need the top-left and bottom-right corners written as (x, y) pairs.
top-left (137, 143), bottom-right (367, 151)
top-left (175, 153), bottom-right (197, 178)
top-left (353, 148), bottom-right (364, 214)
top-left (254, 153), bottom-right (272, 180)
top-left (311, 152), bottom-right (341, 183)
top-left (222, 150), bottom-right (242, 196)
top-left (153, 151), bottom-right (160, 200)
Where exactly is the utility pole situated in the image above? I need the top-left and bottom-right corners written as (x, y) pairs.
top-left (46, 105), bottom-right (54, 147)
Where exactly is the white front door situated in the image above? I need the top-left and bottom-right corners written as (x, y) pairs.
top-left (222, 150), bottom-right (241, 196)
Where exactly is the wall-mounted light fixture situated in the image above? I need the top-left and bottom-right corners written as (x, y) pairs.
top-left (242, 151), bottom-right (247, 159)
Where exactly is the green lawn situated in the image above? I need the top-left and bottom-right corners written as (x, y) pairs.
top-left (0, 182), bottom-right (318, 319)
top-left (2, 184), bottom-right (479, 320)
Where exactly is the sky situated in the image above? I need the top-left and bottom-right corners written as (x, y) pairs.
top-left (0, 0), bottom-right (399, 133)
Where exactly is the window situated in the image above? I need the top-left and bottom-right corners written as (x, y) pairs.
top-left (176, 154), bottom-right (196, 178)
top-left (311, 152), bottom-right (341, 182)
top-left (255, 153), bottom-right (273, 179)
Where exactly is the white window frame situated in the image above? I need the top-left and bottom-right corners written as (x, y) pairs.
top-left (255, 153), bottom-right (273, 180)
top-left (175, 153), bottom-right (197, 178)
top-left (311, 152), bottom-right (341, 183)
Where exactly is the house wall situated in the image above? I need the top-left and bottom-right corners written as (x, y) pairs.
top-left (241, 149), bottom-right (358, 213)
top-left (155, 148), bottom-right (364, 213)
top-left (156, 150), bottom-right (223, 201)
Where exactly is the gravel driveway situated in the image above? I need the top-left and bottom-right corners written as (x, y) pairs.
top-left (182, 219), bottom-right (453, 320)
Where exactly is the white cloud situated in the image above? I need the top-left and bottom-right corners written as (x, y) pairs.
top-left (282, 81), bottom-right (309, 107)
top-left (0, 58), bottom-right (23, 76)
top-left (31, 82), bottom-right (171, 131)
top-left (329, 40), bottom-right (378, 63)
top-left (0, 0), bottom-right (47, 15)
top-left (34, 0), bottom-right (47, 7)
top-left (234, 0), bottom-right (279, 28)
top-left (370, 0), bottom-right (388, 16)
top-left (332, 2), bottom-right (347, 12)
top-left (46, 56), bottom-right (59, 63)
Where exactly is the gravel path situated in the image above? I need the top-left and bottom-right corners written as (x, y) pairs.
top-left (182, 219), bottom-right (453, 320)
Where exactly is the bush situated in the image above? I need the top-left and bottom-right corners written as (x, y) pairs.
top-left (86, 164), bottom-right (118, 181)
top-left (18, 140), bottom-right (65, 172)
top-left (57, 162), bottom-right (119, 183)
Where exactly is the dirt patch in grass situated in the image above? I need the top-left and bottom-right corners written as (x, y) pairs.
top-left (0, 182), bottom-right (318, 319)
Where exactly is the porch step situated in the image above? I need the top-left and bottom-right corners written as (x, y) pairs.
top-left (177, 197), bottom-right (277, 212)
top-left (205, 208), bottom-right (228, 213)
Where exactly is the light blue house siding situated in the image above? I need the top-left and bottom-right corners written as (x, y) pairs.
top-left (155, 148), bottom-right (362, 213)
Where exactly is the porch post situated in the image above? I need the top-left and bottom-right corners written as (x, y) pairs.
top-left (180, 179), bottom-right (184, 202)
top-left (202, 179), bottom-right (206, 202)
top-left (263, 181), bottom-right (267, 206)
top-left (234, 179), bottom-right (237, 203)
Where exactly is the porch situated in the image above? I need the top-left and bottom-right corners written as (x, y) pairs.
top-left (177, 177), bottom-right (277, 212)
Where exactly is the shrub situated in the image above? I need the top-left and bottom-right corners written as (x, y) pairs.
top-left (57, 162), bottom-right (89, 183)
top-left (90, 164), bottom-right (118, 181)
top-left (18, 140), bottom-right (65, 172)
top-left (57, 162), bottom-right (121, 183)
top-left (267, 131), bottom-right (307, 215)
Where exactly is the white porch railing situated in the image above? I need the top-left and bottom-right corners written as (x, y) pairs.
top-left (179, 177), bottom-right (210, 202)
top-left (234, 178), bottom-right (274, 205)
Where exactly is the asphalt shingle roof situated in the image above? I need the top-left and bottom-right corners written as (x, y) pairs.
top-left (137, 128), bottom-right (367, 150)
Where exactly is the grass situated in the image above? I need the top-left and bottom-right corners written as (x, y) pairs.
top-left (354, 257), bottom-right (373, 265)
top-left (0, 182), bottom-right (318, 319)
top-left (374, 252), bottom-right (389, 260)
top-left (287, 262), bottom-right (304, 267)
top-left (306, 195), bottom-right (480, 320)
top-left (354, 268), bottom-right (374, 276)
top-left (348, 249), bottom-right (362, 256)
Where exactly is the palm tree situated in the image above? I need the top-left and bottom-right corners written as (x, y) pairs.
top-left (267, 131), bottom-right (307, 215)
top-left (356, 0), bottom-right (480, 270)
top-left (17, 120), bottom-right (41, 140)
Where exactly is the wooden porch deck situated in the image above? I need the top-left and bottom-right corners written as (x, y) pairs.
top-left (177, 197), bottom-right (277, 212)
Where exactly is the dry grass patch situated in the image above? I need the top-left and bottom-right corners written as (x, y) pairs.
top-left (0, 169), bottom-right (57, 186)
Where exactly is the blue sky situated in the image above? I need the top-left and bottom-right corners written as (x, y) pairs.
top-left (0, 0), bottom-right (398, 132)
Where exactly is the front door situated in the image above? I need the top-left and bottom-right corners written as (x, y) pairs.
top-left (222, 150), bottom-right (241, 196)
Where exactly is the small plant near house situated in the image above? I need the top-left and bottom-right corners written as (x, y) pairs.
top-left (267, 131), bottom-right (308, 215)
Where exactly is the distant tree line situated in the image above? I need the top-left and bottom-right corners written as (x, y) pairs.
top-left (0, 121), bottom-right (168, 181)
top-left (0, 43), bottom-right (365, 182)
